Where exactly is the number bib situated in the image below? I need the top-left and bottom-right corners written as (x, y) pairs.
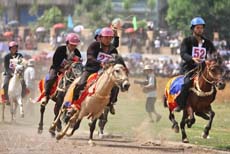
top-left (192, 47), bottom-right (207, 60)
top-left (60, 58), bottom-right (68, 67)
top-left (97, 52), bottom-right (113, 63)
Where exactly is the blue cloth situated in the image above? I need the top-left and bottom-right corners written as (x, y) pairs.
top-left (169, 76), bottom-right (184, 95)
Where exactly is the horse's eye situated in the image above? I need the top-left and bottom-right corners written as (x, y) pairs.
top-left (115, 69), bottom-right (120, 73)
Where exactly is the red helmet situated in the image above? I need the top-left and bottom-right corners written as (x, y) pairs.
top-left (8, 41), bottom-right (18, 48)
top-left (100, 27), bottom-right (114, 37)
top-left (66, 33), bottom-right (80, 45)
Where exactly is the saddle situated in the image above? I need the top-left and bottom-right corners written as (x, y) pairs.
top-left (63, 73), bottom-right (99, 110)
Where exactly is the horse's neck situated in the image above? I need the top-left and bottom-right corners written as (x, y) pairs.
top-left (94, 67), bottom-right (114, 97)
top-left (9, 74), bottom-right (21, 88)
top-left (197, 71), bottom-right (213, 92)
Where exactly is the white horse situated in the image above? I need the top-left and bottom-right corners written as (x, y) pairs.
top-left (2, 57), bottom-right (26, 121)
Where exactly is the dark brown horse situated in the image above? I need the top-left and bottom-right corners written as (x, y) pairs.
top-left (164, 55), bottom-right (225, 143)
top-left (38, 61), bottom-right (83, 134)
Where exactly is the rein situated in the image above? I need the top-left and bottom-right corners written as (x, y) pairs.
top-left (57, 70), bottom-right (76, 92)
top-left (189, 63), bottom-right (215, 97)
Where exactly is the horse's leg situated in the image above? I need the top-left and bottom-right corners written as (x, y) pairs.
top-left (202, 107), bottom-right (215, 139)
top-left (66, 119), bottom-right (82, 137)
top-left (56, 111), bottom-right (79, 140)
top-left (98, 107), bottom-right (109, 138)
top-left (17, 97), bottom-right (24, 118)
top-left (180, 110), bottom-right (189, 143)
top-left (88, 118), bottom-right (98, 146)
top-left (186, 105), bottom-right (195, 128)
top-left (169, 111), bottom-right (179, 133)
top-left (49, 103), bottom-right (66, 137)
top-left (10, 100), bottom-right (14, 121)
top-left (38, 100), bottom-right (48, 134)
top-left (54, 92), bottom-right (65, 132)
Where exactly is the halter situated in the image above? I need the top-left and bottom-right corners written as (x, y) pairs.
top-left (189, 62), bottom-right (221, 97)
top-left (56, 63), bottom-right (81, 92)
top-left (89, 63), bottom-right (128, 99)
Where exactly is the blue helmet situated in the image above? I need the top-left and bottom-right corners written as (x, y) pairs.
top-left (94, 28), bottom-right (102, 40)
top-left (190, 17), bottom-right (205, 29)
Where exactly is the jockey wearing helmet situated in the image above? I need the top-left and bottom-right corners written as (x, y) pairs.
top-left (94, 26), bottom-right (120, 114)
top-left (3, 41), bottom-right (26, 104)
top-left (174, 17), bottom-right (217, 112)
top-left (94, 26), bottom-right (119, 48)
top-left (43, 33), bottom-right (82, 103)
top-left (71, 27), bottom-right (125, 114)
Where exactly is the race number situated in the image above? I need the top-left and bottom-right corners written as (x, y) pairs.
top-left (192, 47), bottom-right (207, 60)
top-left (60, 58), bottom-right (68, 67)
top-left (97, 52), bottom-right (113, 63)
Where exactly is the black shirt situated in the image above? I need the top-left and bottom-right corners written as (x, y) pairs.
top-left (180, 36), bottom-right (216, 73)
top-left (4, 52), bottom-right (23, 76)
top-left (85, 41), bottom-right (118, 73)
top-left (50, 45), bottom-right (81, 71)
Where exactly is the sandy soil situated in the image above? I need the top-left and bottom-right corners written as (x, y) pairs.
top-left (0, 110), bottom-right (229, 154)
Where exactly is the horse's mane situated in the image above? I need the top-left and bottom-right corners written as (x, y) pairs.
top-left (105, 54), bottom-right (127, 68)
top-left (207, 53), bottom-right (223, 65)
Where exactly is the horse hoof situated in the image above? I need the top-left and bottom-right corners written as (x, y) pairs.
top-left (98, 133), bottom-right (104, 139)
top-left (202, 133), bottom-right (209, 139)
top-left (56, 127), bottom-right (62, 132)
top-left (20, 114), bottom-right (24, 118)
top-left (182, 138), bottom-right (189, 143)
top-left (88, 140), bottom-right (96, 146)
top-left (66, 129), bottom-right (74, 137)
top-left (173, 125), bottom-right (179, 133)
top-left (49, 128), bottom-right (56, 137)
top-left (56, 133), bottom-right (64, 140)
top-left (38, 128), bottom-right (43, 134)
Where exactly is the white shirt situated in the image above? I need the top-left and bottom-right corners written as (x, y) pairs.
top-left (24, 66), bottom-right (35, 89)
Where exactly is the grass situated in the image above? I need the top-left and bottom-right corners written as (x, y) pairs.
top-left (79, 77), bottom-right (230, 151)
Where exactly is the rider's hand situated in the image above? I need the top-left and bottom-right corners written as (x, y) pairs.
top-left (59, 68), bottom-right (65, 73)
top-left (192, 57), bottom-right (202, 64)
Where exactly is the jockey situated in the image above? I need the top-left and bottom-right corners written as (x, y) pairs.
top-left (94, 27), bottom-right (119, 48)
top-left (70, 27), bottom-right (124, 114)
top-left (94, 27), bottom-right (120, 114)
top-left (43, 33), bottom-right (82, 103)
top-left (174, 17), bottom-right (217, 112)
top-left (3, 41), bottom-right (26, 105)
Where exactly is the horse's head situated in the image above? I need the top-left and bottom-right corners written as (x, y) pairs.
top-left (106, 54), bottom-right (130, 92)
top-left (205, 53), bottom-right (226, 90)
top-left (70, 62), bottom-right (83, 78)
top-left (14, 64), bottom-right (24, 77)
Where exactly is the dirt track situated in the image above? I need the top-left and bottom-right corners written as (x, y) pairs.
top-left (0, 116), bottom-right (229, 154)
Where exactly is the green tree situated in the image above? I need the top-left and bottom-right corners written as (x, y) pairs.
top-left (29, 0), bottom-right (38, 17)
top-left (37, 6), bottom-right (63, 28)
top-left (166, 0), bottom-right (230, 39)
top-left (122, 0), bottom-right (137, 12)
top-left (73, 0), bottom-right (114, 29)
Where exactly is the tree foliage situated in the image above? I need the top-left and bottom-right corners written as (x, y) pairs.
top-left (166, 0), bottom-right (230, 39)
top-left (37, 6), bottom-right (63, 28)
top-left (73, 0), bottom-right (114, 29)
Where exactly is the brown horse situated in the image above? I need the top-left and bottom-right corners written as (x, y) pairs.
top-left (164, 56), bottom-right (225, 143)
top-left (50, 55), bottom-right (130, 145)
top-left (37, 61), bottom-right (83, 134)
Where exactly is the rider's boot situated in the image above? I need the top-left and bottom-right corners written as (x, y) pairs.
top-left (174, 82), bottom-right (190, 112)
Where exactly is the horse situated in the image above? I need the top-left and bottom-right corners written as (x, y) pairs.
top-left (2, 57), bottom-right (26, 121)
top-left (164, 55), bottom-right (226, 143)
top-left (37, 61), bottom-right (83, 134)
top-left (50, 55), bottom-right (130, 145)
